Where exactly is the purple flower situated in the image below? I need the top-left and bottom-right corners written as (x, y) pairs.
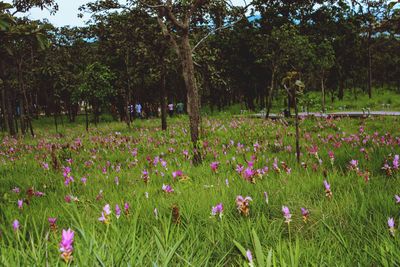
top-left (236, 195), bottom-right (252, 216)
top-left (393, 155), bottom-right (399, 170)
top-left (114, 176), bottom-right (119, 186)
top-left (301, 207), bottom-right (309, 222)
top-left (12, 187), bottom-right (20, 194)
top-left (246, 249), bottom-right (254, 266)
top-left (243, 168), bottom-right (254, 181)
top-left (17, 199), bottom-right (23, 210)
top-left (172, 170), bottom-right (183, 179)
top-left (211, 203), bottom-right (224, 219)
top-left (388, 217), bottom-right (395, 236)
top-left (12, 219), bottom-right (20, 231)
top-left (115, 204), bottom-right (121, 219)
top-left (48, 217), bottom-right (57, 231)
top-left (60, 228), bottom-right (74, 262)
top-left (81, 177), bottom-right (87, 185)
top-left (395, 195), bottom-right (400, 204)
top-left (124, 202), bottom-right (130, 215)
top-left (225, 179), bottom-right (229, 187)
top-left (282, 206), bottom-right (292, 223)
top-left (162, 184), bottom-right (174, 193)
top-left (210, 161), bottom-right (219, 172)
top-left (41, 162), bottom-right (49, 170)
top-left (99, 204), bottom-right (111, 224)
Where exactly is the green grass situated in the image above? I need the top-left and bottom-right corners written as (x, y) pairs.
top-left (1, 115), bottom-right (400, 266)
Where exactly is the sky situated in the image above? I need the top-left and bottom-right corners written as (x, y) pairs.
top-left (5, 0), bottom-right (247, 27)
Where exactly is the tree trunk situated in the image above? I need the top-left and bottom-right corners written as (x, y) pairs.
top-left (85, 104), bottom-right (89, 132)
top-left (160, 66), bottom-right (167, 131)
top-left (266, 68), bottom-right (275, 119)
top-left (321, 75), bottom-right (326, 113)
top-left (180, 34), bottom-right (201, 164)
top-left (367, 28), bottom-right (372, 99)
top-left (1, 87), bottom-right (8, 132)
top-left (294, 89), bottom-right (300, 164)
top-left (338, 79), bottom-right (344, 100)
top-left (125, 51), bottom-right (131, 128)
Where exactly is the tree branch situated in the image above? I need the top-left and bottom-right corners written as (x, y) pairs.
top-left (157, 16), bottom-right (180, 57)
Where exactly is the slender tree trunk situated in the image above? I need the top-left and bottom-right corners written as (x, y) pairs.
top-left (321, 74), bottom-right (326, 113)
top-left (85, 104), bottom-right (89, 132)
top-left (293, 87), bottom-right (300, 164)
top-left (266, 68), bottom-right (275, 119)
top-left (180, 34), bottom-right (201, 164)
top-left (338, 79), bottom-right (344, 100)
top-left (1, 87), bottom-right (8, 132)
top-left (160, 65), bottom-right (167, 131)
top-left (367, 26), bottom-right (372, 99)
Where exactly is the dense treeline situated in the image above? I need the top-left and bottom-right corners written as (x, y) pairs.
top-left (0, 0), bottom-right (399, 137)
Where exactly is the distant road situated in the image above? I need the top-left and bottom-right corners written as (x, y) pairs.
top-left (252, 111), bottom-right (400, 119)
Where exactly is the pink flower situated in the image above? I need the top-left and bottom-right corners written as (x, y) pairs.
top-left (324, 180), bottom-right (332, 198)
top-left (41, 162), bottom-right (49, 170)
top-left (98, 204), bottom-right (111, 224)
top-left (172, 170), bottom-right (183, 179)
top-left (114, 176), bottom-right (119, 186)
top-left (48, 217), bottom-right (57, 231)
top-left (282, 206), bottom-right (292, 223)
top-left (124, 202), bottom-right (130, 215)
top-left (388, 217), bottom-right (395, 236)
top-left (395, 195), bottom-right (400, 204)
top-left (142, 170), bottom-right (150, 183)
top-left (393, 155), bottom-right (399, 170)
top-left (236, 195), bottom-right (252, 216)
top-left (60, 228), bottom-right (74, 262)
top-left (162, 184), bottom-right (174, 193)
top-left (246, 250), bottom-right (254, 267)
top-left (12, 219), bottom-right (20, 231)
top-left (301, 207), bottom-right (309, 222)
top-left (211, 203), bottom-right (224, 219)
top-left (81, 177), bottom-right (87, 185)
top-left (17, 199), bottom-right (23, 210)
top-left (115, 204), bottom-right (121, 219)
top-left (235, 164), bottom-right (244, 174)
top-left (210, 161), bottom-right (219, 172)
top-left (12, 187), bottom-right (20, 194)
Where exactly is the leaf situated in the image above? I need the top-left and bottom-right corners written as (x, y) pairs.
top-left (233, 239), bottom-right (248, 259)
top-left (252, 229), bottom-right (265, 267)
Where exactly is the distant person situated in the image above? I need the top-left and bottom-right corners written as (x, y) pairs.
top-left (168, 103), bottom-right (174, 117)
top-left (135, 103), bottom-right (142, 119)
top-left (176, 102), bottom-right (184, 114)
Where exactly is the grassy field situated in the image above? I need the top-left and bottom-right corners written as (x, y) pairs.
top-left (210, 88), bottom-right (400, 115)
top-left (1, 115), bottom-right (400, 266)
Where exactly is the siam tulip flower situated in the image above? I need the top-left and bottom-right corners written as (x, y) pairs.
top-left (12, 187), bottom-right (20, 194)
top-left (161, 159), bottom-right (167, 168)
top-left (225, 179), bottom-right (229, 187)
top-left (235, 195), bottom-right (252, 216)
top-left (48, 217), bottom-right (57, 231)
top-left (12, 219), bottom-right (20, 231)
top-left (393, 155), bottom-right (399, 170)
top-left (349, 160), bottom-right (359, 171)
top-left (96, 190), bottom-right (103, 201)
top-left (243, 168), bottom-right (255, 182)
top-left (210, 161), bottom-right (219, 172)
top-left (81, 177), bottom-right (87, 185)
top-left (59, 228), bottom-right (74, 263)
top-left (301, 208), bottom-right (309, 223)
top-left (98, 204), bottom-right (112, 224)
top-left (162, 184), bottom-right (174, 193)
top-left (395, 195), bottom-right (400, 204)
top-left (211, 203), bottom-right (224, 219)
top-left (114, 176), bottom-right (119, 186)
top-left (273, 158), bottom-right (280, 173)
top-left (235, 164), bottom-right (244, 174)
top-left (64, 195), bottom-right (72, 203)
top-left (17, 199), bottom-right (23, 210)
top-left (124, 202), bottom-right (130, 215)
top-left (246, 249), bottom-right (254, 267)
top-left (66, 159), bottom-right (73, 165)
top-left (102, 167), bottom-right (107, 174)
top-left (172, 170), bottom-right (183, 180)
top-left (142, 170), bottom-right (150, 184)
top-left (154, 208), bottom-right (158, 220)
top-left (263, 192), bottom-right (269, 204)
top-left (35, 191), bottom-right (44, 197)
top-left (382, 163), bottom-right (392, 176)
top-left (388, 217), bottom-right (395, 237)
top-left (41, 162), bottom-right (49, 170)
top-left (324, 180), bottom-right (332, 199)
top-left (328, 151), bottom-right (335, 164)
top-left (115, 204), bottom-right (121, 219)
top-left (282, 206), bottom-right (292, 224)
